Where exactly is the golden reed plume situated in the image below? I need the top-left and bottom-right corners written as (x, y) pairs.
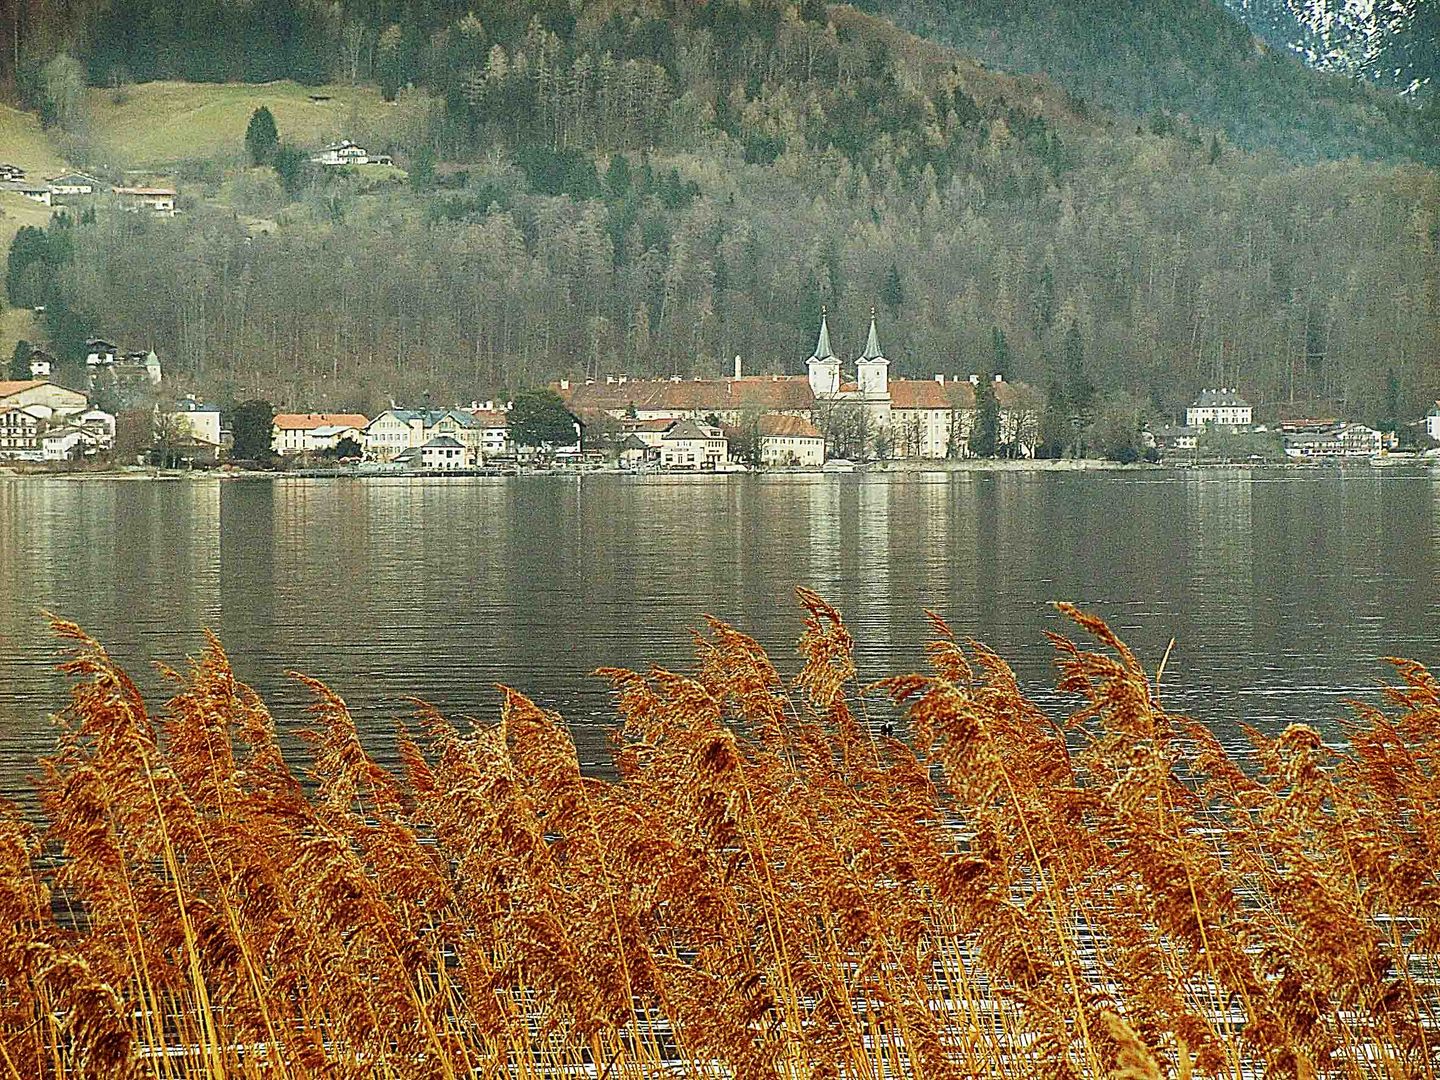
top-left (2, 591), bottom-right (1438, 1078)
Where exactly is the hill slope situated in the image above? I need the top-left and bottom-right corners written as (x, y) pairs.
top-left (871, 0), bottom-right (1431, 162)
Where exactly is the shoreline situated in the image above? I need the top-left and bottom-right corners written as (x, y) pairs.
top-left (1, 457), bottom-right (1433, 481)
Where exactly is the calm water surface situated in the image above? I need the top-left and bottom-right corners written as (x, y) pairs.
top-left (1, 469), bottom-right (1436, 800)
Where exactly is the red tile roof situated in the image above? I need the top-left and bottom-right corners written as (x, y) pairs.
top-left (889, 380), bottom-right (953, 409)
top-left (561, 376), bottom-right (816, 414)
top-left (465, 409), bottom-right (509, 429)
top-left (756, 414), bottom-right (822, 439)
top-left (274, 412), bottom-right (369, 430)
top-left (0, 380), bottom-right (46, 399)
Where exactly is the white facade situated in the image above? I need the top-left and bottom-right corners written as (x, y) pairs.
top-left (420, 436), bottom-right (471, 469)
top-left (1187, 389), bottom-right (1253, 428)
top-left (49, 173), bottom-right (99, 196)
top-left (273, 413), bottom-right (370, 455)
top-left (660, 420), bottom-right (727, 469)
top-left (312, 141), bottom-right (369, 167)
top-left (1427, 403), bottom-right (1440, 442)
top-left (166, 397), bottom-right (222, 445)
top-left (114, 187), bottom-right (177, 216)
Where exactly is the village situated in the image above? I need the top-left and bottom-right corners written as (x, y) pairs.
top-left (2, 308), bottom-right (1430, 476)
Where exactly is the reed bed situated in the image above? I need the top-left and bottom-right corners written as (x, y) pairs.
top-left (3, 590), bottom-right (1439, 1079)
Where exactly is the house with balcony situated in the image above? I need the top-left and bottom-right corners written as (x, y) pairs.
top-left (660, 419), bottom-right (727, 469)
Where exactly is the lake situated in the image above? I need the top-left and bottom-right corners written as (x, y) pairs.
top-left (1, 469), bottom-right (1436, 801)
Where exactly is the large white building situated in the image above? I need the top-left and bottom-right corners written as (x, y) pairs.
top-left (1186, 388), bottom-right (1253, 429)
top-left (273, 413), bottom-right (369, 455)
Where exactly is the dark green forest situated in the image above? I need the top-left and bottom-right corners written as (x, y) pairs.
top-left (2, 0), bottom-right (1436, 425)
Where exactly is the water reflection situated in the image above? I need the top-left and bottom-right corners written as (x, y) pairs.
top-left (0, 470), bottom-right (1436, 803)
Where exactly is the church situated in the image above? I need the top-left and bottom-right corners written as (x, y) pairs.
top-left (805, 306), bottom-right (893, 431)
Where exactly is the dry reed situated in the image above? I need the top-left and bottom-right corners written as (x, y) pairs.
top-left (2, 591), bottom-right (1438, 1079)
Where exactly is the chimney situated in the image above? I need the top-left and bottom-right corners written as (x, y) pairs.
top-left (968, 374), bottom-right (980, 386)
top-left (734, 354), bottom-right (743, 380)
top-left (934, 374), bottom-right (945, 384)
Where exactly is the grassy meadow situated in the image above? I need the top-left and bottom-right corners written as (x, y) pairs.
top-left (81, 81), bottom-right (402, 169)
top-left (1, 591), bottom-right (1437, 1078)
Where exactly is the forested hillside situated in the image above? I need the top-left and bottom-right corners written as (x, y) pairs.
top-left (2, 0), bottom-right (1437, 426)
top-left (873, 0), bottom-right (1437, 163)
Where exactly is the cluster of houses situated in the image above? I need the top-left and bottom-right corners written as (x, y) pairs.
top-left (0, 165), bottom-right (177, 216)
top-left (0, 380), bottom-right (116, 462)
top-left (1150, 388), bottom-right (1394, 460)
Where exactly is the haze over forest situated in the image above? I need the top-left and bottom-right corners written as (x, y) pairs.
top-left (1, 0), bottom-right (1436, 428)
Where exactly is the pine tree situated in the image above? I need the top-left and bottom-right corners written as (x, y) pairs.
top-left (970, 375), bottom-right (1000, 457)
top-left (8, 341), bottom-right (32, 381)
top-left (245, 106), bottom-right (279, 166)
top-left (882, 262), bottom-right (904, 317)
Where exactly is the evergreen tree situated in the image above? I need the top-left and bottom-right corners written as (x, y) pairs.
top-left (8, 341), bottom-right (32, 381)
top-left (5, 227), bottom-right (51, 308)
top-left (231, 399), bottom-right (276, 459)
top-left (882, 263), bottom-right (904, 318)
top-left (991, 326), bottom-right (1011, 378)
top-left (245, 107), bottom-right (279, 166)
top-left (1039, 382), bottom-right (1072, 459)
top-left (969, 375), bottom-right (1000, 457)
top-left (1063, 320), bottom-right (1094, 421)
top-left (273, 144), bottom-right (309, 197)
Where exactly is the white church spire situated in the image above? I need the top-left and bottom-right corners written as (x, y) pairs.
top-left (806, 306), bottom-right (841, 397)
top-left (855, 306), bottom-right (890, 400)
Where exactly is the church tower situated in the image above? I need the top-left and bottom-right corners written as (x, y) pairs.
top-left (806, 307), bottom-right (841, 398)
top-left (855, 308), bottom-right (890, 400)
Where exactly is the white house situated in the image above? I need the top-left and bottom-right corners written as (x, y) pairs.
top-left (1427, 402), bottom-right (1440, 442)
top-left (0, 405), bottom-right (47, 460)
top-left (660, 418), bottom-right (727, 469)
top-left (113, 187), bottom-right (177, 216)
top-left (272, 412), bottom-right (370, 455)
top-left (1187, 388), bottom-right (1253, 429)
top-left (464, 407), bottom-right (513, 458)
top-left (48, 172), bottom-right (101, 197)
top-left (26, 349), bottom-right (53, 378)
top-left (164, 397), bottom-right (223, 445)
top-left (756, 413), bottom-right (824, 466)
top-left (85, 339), bottom-right (119, 366)
top-left (311, 140), bottom-right (368, 167)
top-left (42, 423), bottom-right (109, 461)
top-left (420, 435), bottom-right (471, 470)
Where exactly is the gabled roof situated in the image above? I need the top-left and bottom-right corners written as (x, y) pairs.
top-left (48, 172), bottom-right (101, 184)
top-left (663, 418), bottom-right (723, 441)
top-left (756, 414), bottom-right (822, 439)
top-left (0, 380), bottom-right (47, 399)
top-left (422, 435), bottom-right (464, 449)
top-left (619, 434), bottom-right (650, 451)
top-left (274, 412), bottom-right (369, 430)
